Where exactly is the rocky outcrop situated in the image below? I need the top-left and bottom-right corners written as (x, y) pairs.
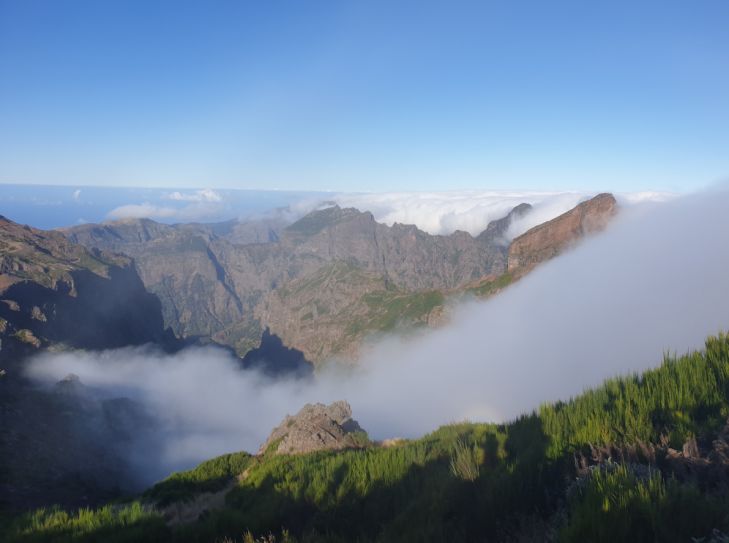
top-left (258, 400), bottom-right (367, 455)
top-left (240, 328), bottom-right (314, 378)
top-left (508, 193), bottom-right (617, 274)
top-left (477, 202), bottom-right (533, 244)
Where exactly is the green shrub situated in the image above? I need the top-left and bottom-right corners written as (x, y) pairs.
top-left (2, 502), bottom-right (168, 543)
top-left (561, 464), bottom-right (729, 542)
top-left (144, 451), bottom-right (252, 506)
top-left (449, 438), bottom-right (480, 481)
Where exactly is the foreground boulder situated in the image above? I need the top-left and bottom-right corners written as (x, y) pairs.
top-left (258, 400), bottom-right (367, 455)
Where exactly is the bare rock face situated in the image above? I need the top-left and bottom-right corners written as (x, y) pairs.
top-left (62, 204), bottom-right (533, 363)
top-left (258, 400), bottom-right (367, 455)
top-left (507, 193), bottom-right (617, 273)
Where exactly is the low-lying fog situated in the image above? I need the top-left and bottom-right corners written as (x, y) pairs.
top-left (26, 186), bottom-right (729, 485)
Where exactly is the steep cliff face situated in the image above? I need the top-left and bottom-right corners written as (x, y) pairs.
top-left (63, 205), bottom-right (531, 362)
top-left (0, 216), bottom-right (174, 370)
top-left (0, 216), bottom-right (178, 513)
top-left (280, 205), bottom-right (513, 290)
top-left (507, 193), bottom-right (617, 274)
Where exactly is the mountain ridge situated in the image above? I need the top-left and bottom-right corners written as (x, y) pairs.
top-left (62, 202), bottom-right (538, 362)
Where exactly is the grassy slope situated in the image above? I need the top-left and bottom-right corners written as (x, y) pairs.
top-left (4, 334), bottom-right (729, 542)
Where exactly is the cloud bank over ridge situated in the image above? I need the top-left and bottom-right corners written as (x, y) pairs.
top-left (104, 188), bottom-right (672, 239)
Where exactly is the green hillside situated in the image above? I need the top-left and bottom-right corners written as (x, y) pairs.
top-left (4, 333), bottom-right (729, 543)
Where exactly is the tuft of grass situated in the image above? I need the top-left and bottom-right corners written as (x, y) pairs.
top-left (449, 438), bottom-right (481, 481)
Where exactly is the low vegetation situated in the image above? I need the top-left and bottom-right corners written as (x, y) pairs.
top-left (561, 464), bottom-right (729, 543)
top-left (449, 438), bottom-right (481, 481)
top-left (0, 502), bottom-right (167, 543)
top-left (5, 334), bottom-right (729, 542)
top-left (144, 452), bottom-right (253, 507)
top-left (466, 271), bottom-right (514, 297)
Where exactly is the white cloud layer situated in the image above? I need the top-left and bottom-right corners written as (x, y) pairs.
top-left (328, 190), bottom-right (673, 238)
top-left (27, 186), bottom-right (729, 483)
top-left (105, 188), bottom-right (671, 240)
top-left (164, 188), bottom-right (223, 202)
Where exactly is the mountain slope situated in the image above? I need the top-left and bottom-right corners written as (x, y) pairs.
top-left (508, 192), bottom-right (617, 274)
top-left (0, 216), bottom-right (174, 369)
top-left (62, 204), bottom-right (533, 362)
top-left (61, 194), bottom-right (616, 364)
top-left (0, 215), bottom-right (179, 512)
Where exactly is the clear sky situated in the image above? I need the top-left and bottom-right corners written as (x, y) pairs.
top-left (1, 0), bottom-right (728, 193)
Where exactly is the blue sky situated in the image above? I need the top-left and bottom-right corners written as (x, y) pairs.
top-left (1, 0), bottom-right (728, 193)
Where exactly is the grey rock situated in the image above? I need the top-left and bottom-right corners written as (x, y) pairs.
top-left (258, 400), bottom-right (367, 455)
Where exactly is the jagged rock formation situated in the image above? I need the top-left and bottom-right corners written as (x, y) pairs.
top-left (477, 202), bottom-right (533, 244)
top-left (63, 204), bottom-right (536, 362)
top-left (258, 400), bottom-right (366, 455)
top-left (508, 193), bottom-right (617, 274)
top-left (240, 328), bottom-right (314, 378)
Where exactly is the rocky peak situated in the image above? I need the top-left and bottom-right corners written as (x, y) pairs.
top-left (477, 202), bottom-right (533, 244)
top-left (62, 218), bottom-right (177, 247)
top-left (284, 206), bottom-right (374, 239)
top-left (258, 400), bottom-right (367, 455)
top-left (507, 193), bottom-right (617, 273)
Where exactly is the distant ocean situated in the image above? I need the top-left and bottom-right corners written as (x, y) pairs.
top-left (0, 184), bottom-right (330, 230)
